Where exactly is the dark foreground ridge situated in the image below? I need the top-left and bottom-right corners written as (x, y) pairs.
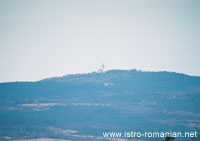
top-left (0, 69), bottom-right (200, 140)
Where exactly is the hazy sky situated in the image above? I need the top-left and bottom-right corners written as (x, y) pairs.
top-left (0, 0), bottom-right (200, 82)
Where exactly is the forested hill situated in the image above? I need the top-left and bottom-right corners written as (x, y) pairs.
top-left (41, 69), bottom-right (200, 91)
top-left (0, 70), bottom-right (200, 140)
top-left (1, 70), bottom-right (200, 104)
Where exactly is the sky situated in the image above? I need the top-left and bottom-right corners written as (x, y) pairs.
top-left (0, 0), bottom-right (200, 82)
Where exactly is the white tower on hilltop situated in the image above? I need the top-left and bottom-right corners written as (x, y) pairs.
top-left (102, 63), bottom-right (105, 72)
top-left (97, 63), bottom-right (105, 73)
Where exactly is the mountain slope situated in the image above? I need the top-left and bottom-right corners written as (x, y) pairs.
top-left (0, 69), bottom-right (200, 140)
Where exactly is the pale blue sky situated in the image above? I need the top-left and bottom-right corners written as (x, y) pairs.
top-left (0, 0), bottom-right (200, 82)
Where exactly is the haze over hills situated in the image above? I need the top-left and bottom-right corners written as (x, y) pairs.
top-left (0, 69), bottom-right (200, 140)
top-left (41, 69), bottom-right (200, 88)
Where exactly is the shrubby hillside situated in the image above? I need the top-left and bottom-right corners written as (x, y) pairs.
top-left (0, 69), bottom-right (200, 140)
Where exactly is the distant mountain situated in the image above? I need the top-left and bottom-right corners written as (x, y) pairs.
top-left (0, 69), bottom-right (200, 140)
top-left (41, 69), bottom-right (200, 92)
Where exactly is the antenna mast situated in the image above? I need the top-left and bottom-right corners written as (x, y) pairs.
top-left (102, 63), bottom-right (105, 72)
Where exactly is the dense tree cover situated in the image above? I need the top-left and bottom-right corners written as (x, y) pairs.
top-left (0, 70), bottom-right (200, 140)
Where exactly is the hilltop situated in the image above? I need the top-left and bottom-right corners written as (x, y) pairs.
top-left (0, 69), bottom-right (200, 140)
